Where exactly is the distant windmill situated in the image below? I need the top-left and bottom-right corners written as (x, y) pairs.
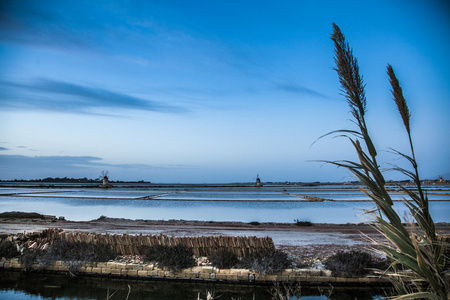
top-left (254, 174), bottom-right (263, 187)
top-left (99, 171), bottom-right (112, 188)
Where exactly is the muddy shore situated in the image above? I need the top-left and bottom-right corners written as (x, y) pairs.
top-left (1, 215), bottom-right (449, 266)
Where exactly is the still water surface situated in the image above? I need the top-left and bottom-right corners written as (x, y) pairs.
top-left (0, 184), bottom-right (439, 299)
top-left (0, 271), bottom-right (390, 300)
top-left (0, 184), bottom-right (449, 223)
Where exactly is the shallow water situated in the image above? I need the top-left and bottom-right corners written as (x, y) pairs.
top-left (0, 184), bottom-right (439, 299)
top-left (0, 183), bottom-right (449, 224)
top-left (0, 271), bottom-right (390, 300)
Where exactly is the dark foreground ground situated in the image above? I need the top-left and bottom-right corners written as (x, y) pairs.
top-left (1, 214), bottom-right (449, 266)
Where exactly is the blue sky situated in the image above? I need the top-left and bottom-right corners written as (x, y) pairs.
top-left (0, 0), bottom-right (449, 183)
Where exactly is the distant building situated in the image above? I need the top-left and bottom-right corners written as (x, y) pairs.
top-left (99, 175), bottom-right (112, 188)
top-left (255, 175), bottom-right (263, 187)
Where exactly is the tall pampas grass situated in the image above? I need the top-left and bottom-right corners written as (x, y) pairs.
top-left (322, 23), bottom-right (449, 299)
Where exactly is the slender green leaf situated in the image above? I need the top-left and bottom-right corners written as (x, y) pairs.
top-left (326, 24), bottom-right (449, 298)
top-left (391, 291), bottom-right (441, 300)
top-left (311, 129), bottom-right (362, 148)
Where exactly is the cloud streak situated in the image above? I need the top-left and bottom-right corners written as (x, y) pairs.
top-left (0, 0), bottom-right (110, 52)
top-left (274, 82), bottom-right (329, 99)
top-left (0, 154), bottom-right (184, 180)
top-left (1, 1), bottom-right (329, 107)
top-left (0, 154), bottom-right (192, 173)
top-left (0, 1), bottom-right (181, 55)
top-left (0, 78), bottom-right (185, 114)
top-left (0, 154), bottom-right (101, 168)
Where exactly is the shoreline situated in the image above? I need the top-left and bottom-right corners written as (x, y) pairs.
top-left (1, 214), bottom-right (449, 289)
top-left (3, 193), bottom-right (450, 201)
top-left (2, 213), bottom-right (450, 267)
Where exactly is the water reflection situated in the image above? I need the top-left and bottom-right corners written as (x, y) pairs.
top-left (0, 196), bottom-right (449, 224)
top-left (0, 271), bottom-right (390, 300)
top-left (0, 185), bottom-right (449, 223)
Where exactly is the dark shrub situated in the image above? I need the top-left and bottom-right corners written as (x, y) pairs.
top-left (294, 219), bottom-right (312, 226)
top-left (209, 249), bottom-right (239, 269)
top-left (248, 221), bottom-right (260, 226)
top-left (324, 250), bottom-right (388, 277)
top-left (20, 248), bottom-right (48, 270)
top-left (0, 239), bottom-right (19, 258)
top-left (17, 240), bottom-right (116, 273)
top-left (19, 240), bottom-right (117, 270)
top-left (238, 249), bottom-right (291, 274)
top-left (145, 244), bottom-right (195, 272)
top-left (0, 212), bottom-right (45, 219)
top-left (48, 239), bottom-right (117, 262)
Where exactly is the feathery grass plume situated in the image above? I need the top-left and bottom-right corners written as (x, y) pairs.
top-left (331, 23), bottom-right (366, 122)
top-left (387, 64), bottom-right (435, 244)
top-left (324, 23), bottom-right (449, 299)
top-left (387, 64), bottom-right (430, 216)
top-left (387, 64), bottom-right (410, 135)
top-left (386, 65), bottom-right (446, 298)
top-left (330, 23), bottom-right (380, 180)
top-left (330, 23), bottom-right (377, 161)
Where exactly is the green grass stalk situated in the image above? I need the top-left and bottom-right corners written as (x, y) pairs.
top-left (322, 23), bottom-right (449, 299)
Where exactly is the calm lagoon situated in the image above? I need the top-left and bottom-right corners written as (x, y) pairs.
top-left (0, 184), bottom-right (441, 299)
top-left (0, 271), bottom-right (390, 300)
top-left (0, 184), bottom-right (449, 224)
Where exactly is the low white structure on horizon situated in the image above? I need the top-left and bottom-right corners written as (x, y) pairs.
top-left (254, 175), bottom-right (263, 187)
top-left (99, 176), bottom-right (112, 188)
